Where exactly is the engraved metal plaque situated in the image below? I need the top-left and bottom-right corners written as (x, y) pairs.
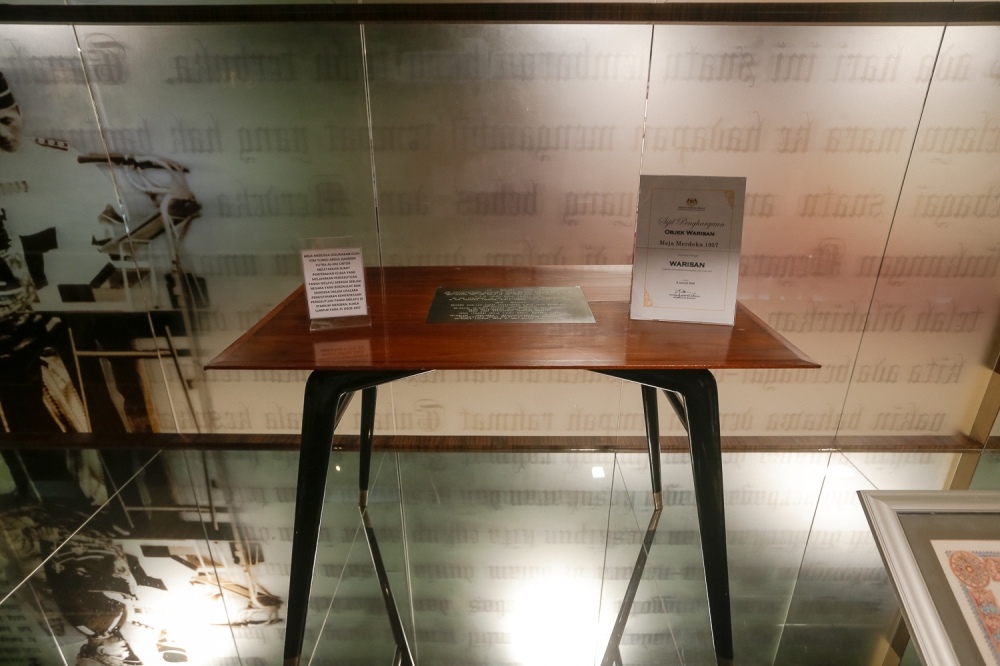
top-left (426, 287), bottom-right (596, 324)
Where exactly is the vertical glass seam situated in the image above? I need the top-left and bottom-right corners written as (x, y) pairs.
top-left (770, 450), bottom-right (833, 666)
top-left (595, 451), bottom-right (617, 666)
top-left (308, 519), bottom-right (364, 666)
top-left (395, 452), bottom-right (419, 661)
top-left (359, 23), bottom-right (383, 266)
top-left (180, 450), bottom-right (244, 666)
top-left (635, 25), bottom-right (656, 188)
top-left (830, 25), bottom-right (949, 443)
top-left (309, 451), bottom-right (389, 664)
top-left (615, 454), bottom-right (684, 664)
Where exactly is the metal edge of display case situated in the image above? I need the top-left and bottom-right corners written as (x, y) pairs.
top-left (858, 490), bottom-right (1000, 666)
top-left (0, 2), bottom-right (998, 25)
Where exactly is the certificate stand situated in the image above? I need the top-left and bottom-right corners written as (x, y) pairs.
top-left (300, 236), bottom-right (372, 332)
top-left (308, 313), bottom-right (370, 332)
top-left (207, 265), bottom-right (818, 666)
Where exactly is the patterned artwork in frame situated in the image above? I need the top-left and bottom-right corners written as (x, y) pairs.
top-left (933, 540), bottom-right (1000, 666)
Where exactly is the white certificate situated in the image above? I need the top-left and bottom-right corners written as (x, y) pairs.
top-left (630, 175), bottom-right (746, 325)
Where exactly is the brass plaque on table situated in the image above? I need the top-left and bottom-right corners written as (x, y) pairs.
top-left (426, 287), bottom-right (596, 324)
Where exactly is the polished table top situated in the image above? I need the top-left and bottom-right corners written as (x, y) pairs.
top-left (206, 265), bottom-right (818, 372)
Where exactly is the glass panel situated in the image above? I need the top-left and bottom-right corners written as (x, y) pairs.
top-left (163, 449), bottom-right (289, 665)
top-left (311, 448), bottom-right (403, 664)
top-left (840, 449), bottom-right (963, 490)
top-left (389, 370), bottom-right (626, 436)
top-left (772, 452), bottom-right (893, 665)
top-left (0, 25), bottom-right (178, 437)
top-left (643, 26), bottom-right (944, 437)
top-left (311, 451), bottom-right (401, 663)
top-left (396, 450), bottom-right (615, 665)
top-left (723, 450), bottom-right (830, 664)
top-left (0, 566), bottom-right (72, 666)
top-left (0, 448), bottom-right (248, 666)
top-left (602, 451), bottom-right (710, 666)
top-left (774, 450), bottom-right (968, 664)
top-left (139, 445), bottom-right (410, 665)
top-left (367, 24), bottom-right (651, 267)
top-left (841, 26), bottom-right (1000, 437)
top-left (607, 386), bottom-right (833, 665)
top-left (78, 24), bottom-right (380, 435)
top-left (969, 450), bottom-right (1000, 490)
top-left (0, 452), bottom-right (77, 666)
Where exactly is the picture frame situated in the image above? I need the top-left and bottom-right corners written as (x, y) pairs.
top-left (859, 490), bottom-right (1000, 666)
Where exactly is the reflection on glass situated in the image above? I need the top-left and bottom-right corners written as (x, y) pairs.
top-left (0, 448), bottom-right (249, 666)
top-left (398, 451), bottom-right (615, 665)
top-left (0, 25), bottom-right (177, 439)
top-left (970, 451), bottom-right (1000, 491)
top-left (842, 26), bottom-right (1000, 437)
top-left (776, 451), bottom-right (964, 665)
top-left (644, 26), bottom-right (945, 437)
top-left (311, 448), bottom-right (403, 664)
top-left (0, 441), bottom-right (987, 665)
top-left (79, 24), bottom-right (379, 435)
top-left (603, 452), bottom-right (706, 666)
top-left (366, 24), bottom-right (652, 267)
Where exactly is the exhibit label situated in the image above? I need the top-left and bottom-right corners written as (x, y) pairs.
top-left (426, 287), bottom-right (595, 323)
top-left (300, 247), bottom-right (368, 319)
top-left (630, 175), bottom-right (746, 325)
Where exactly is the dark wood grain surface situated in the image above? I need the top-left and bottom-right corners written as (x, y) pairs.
top-left (206, 265), bottom-right (818, 371)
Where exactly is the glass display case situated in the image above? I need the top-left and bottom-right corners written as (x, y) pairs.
top-left (0, 3), bottom-right (997, 666)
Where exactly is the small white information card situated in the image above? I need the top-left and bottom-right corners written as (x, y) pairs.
top-left (300, 247), bottom-right (368, 319)
top-left (630, 175), bottom-right (746, 325)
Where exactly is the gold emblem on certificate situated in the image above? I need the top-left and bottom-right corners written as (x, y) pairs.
top-left (629, 175), bottom-right (746, 325)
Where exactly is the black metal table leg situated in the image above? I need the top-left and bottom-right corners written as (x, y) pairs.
top-left (596, 369), bottom-right (733, 666)
top-left (358, 386), bottom-right (415, 665)
top-left (284, 370), bottom-right (418, 666)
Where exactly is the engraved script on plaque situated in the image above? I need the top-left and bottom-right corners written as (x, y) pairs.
top-left (426, 287), bottom-right (596, 324)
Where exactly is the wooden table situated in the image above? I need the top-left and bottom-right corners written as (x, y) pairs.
top-left (207, 265), bottom-right (818, 666)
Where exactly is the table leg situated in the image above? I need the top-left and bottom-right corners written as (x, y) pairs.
top-left (284, 371), bottom-right (417, 666)
top-left (667, 371), bottom-right (732, 666)
top-left (596, 369), bottom-right (733, 666)
top-left (358, 386), bottom-right (415, 665)
top-left (600, 385), bottom-right (664, 666)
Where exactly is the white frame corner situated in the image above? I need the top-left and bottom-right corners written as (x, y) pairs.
top-left (858, 490), bottom-right (1000, 666)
